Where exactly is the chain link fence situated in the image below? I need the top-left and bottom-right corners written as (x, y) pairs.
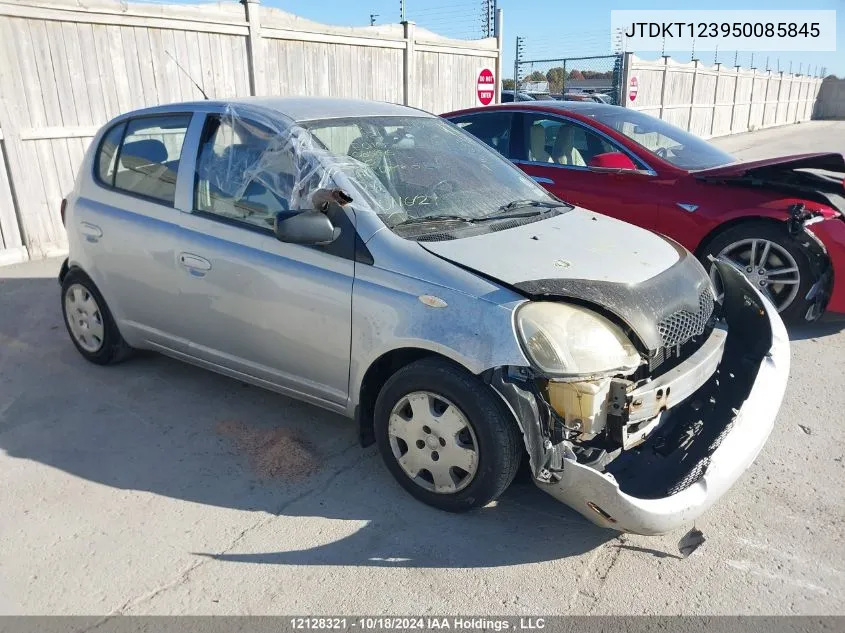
top-left (514, 54), bottom-right (624, 104)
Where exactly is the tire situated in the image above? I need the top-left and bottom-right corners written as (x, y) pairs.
top-left (700, 221), bottom-right (816, 325)
top-left (374, 357), bottom-right (522, 512)
top-left (61, 268), bottom-right (133, 365)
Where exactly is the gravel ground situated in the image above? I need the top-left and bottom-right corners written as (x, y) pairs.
top-left (0, 121), bottom-right (843, 615)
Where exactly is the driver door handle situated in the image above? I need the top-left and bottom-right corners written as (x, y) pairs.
top-left (179, 252), bottom-right (212, 276)
top-left (532, 176), bottom-right (555, 185)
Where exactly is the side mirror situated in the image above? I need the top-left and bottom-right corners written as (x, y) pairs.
top-left (274, 210), bottom-right (339, 245)
top-left (587, 152), bottom-right (638, 171)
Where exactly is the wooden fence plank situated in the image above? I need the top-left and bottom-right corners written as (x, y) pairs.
top-left (46, 20), bottom-right (78, 126)
top-left (184, 30), bottom-right (205, 100)
top-left (92, 23), bottom-right (120, 117)
top-left (196, 31), bottom-right (217, 99)
top-left (120, 26), bottom-right (145, 110)
top-left (107, 24), bottom-right (133, 113)
top-left (62, 22), bottom-right (94, 126)
top-left (134, 26), bottom-right (158, 108)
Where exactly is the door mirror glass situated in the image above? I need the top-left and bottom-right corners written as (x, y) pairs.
top-left (274, 210), bottom-right (339, 245)
top-left (587, 152), bottom-right (638, 171)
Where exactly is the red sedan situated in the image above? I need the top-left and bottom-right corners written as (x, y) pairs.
top-left (443, 101), bottom-right (845, 324)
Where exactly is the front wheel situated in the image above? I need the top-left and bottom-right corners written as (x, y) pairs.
top-left (700, 222), bottom-right (816, 325)
top-left (373, 358), bottom-right (522, 512)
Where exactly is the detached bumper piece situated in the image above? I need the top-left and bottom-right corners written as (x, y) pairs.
top-left (490, 260), bottom-right (790, 535)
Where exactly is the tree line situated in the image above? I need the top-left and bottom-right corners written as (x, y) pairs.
top-left (504, 67), bottom-right (615, 93)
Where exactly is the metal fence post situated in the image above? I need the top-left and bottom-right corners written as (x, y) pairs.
top-left (562, 59), bottom-right (566, 97)
top-left (494, 9), bottom-right (503, 103)
top-left (620, 51), bottom-right (632, 108)
top-left (403, 20), bottom-right (415, 106)
top-left (243, 0), bottom-right (265, 96)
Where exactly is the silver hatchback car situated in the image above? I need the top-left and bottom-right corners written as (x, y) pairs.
top-left (60, 97), bottom-right (789, 535)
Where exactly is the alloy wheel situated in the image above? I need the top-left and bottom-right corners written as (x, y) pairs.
top-left (387, 391), bottom-right (479, 494)
top-left (710, 238), bottom-right (801, 312)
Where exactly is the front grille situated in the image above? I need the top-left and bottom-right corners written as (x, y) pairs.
top-left (649, 289), bottom-right (715, 373)
top-left (657, 289), bottom-right (715, 348)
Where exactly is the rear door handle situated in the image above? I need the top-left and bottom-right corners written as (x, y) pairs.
top-left (80, 222), bottom-right (103, 242)
top-left (178, 252), bottom-right (212, 276)
top-left (532, 176), bottom-right (555, 185)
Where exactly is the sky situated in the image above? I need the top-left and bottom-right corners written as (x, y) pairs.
top-left (266, 0), bottom-right (845, 78)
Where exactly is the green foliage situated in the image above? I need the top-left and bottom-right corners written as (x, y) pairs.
top-left (545, 67), bottom-right (565, 93)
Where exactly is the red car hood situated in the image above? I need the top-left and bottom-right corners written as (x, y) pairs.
top-left (694, 153), bottom-right (845, 179)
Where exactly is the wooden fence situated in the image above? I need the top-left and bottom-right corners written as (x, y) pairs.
top-left (622, 54), bottom-right (823, 140)
top-left (0, 0), bottom-right (502, 264)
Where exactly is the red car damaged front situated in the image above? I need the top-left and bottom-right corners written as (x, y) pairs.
top-left (695, 152), bottom-right (845, 317)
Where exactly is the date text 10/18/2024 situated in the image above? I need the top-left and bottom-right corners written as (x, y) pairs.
top-left (290, 617), bottom-right (548, 630)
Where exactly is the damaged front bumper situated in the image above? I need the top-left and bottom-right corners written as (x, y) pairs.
top-left (490, 260), bottom-right (790, 535)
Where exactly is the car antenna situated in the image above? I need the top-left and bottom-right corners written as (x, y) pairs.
top-left (165, 51), bottom-right (209, 100)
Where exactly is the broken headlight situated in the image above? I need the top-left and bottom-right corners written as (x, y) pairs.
top-left (516, 302), bottom-right (641, 377)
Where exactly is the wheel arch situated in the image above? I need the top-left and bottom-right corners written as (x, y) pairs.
top-left (694, 215), bottom-right (788, 260)
top-left (355, 347), bottom-right (482, 447)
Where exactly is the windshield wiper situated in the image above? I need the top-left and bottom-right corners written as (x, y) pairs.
top-left (482, 199), bottom-right (571, 220)
top-left (392, 214), bottom-right (477, 227)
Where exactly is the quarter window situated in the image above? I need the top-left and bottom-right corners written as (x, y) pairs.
top-left (104, 115), bottom-right (191, 205)
top-left (97, 122), bottom-right (125, 186)
top-left (194, 115), bottom-right (298, 230)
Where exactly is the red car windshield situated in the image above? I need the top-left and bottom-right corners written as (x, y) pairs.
top-left (587, 108), bottom-right (736, 171)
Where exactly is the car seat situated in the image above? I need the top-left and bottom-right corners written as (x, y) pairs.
top-left (529, 124), bottom-right (552, 162)
top-left (116, 139), bottom-right (176, 199)
top-left (552, 126), bottom-right (586, 167)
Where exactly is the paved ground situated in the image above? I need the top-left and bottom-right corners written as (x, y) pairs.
top-left (1, 121), bottom-right (844, 616)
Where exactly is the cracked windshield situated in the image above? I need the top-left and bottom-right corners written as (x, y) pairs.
top-left (305, 116), bottom-right (564, 233)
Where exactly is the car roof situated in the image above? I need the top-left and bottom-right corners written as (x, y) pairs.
top-left (113, 96), bottom-right (432, 123)
top-left (446, 100), bottom-right (623, 118)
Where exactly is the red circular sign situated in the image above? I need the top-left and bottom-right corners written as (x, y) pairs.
top-left (628, 76), bottom-right (639, 102)
top-left (477, 68), bottom-right (495, 105)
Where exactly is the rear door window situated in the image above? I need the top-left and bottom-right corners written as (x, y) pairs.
top-left (101, 115), bottom-right (191, 205)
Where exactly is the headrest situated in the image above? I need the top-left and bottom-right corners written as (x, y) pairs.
top-left (121, 139), bottom-right (167, 165)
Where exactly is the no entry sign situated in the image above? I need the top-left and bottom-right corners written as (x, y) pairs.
top-left (477, 68), bottom-right (495, 106)
top-left (628, 76), bottom-right (639, 102)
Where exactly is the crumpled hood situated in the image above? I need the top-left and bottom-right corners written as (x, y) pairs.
top-left (419, 208), bottom-right (681, 285)
top-left (419, 207), bottom-right (713, 352)
top-left (695, 152), bottom-right (845, 179)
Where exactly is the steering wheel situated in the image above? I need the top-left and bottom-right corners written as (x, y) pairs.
top-left (654, 147), bottom-right (670, 159)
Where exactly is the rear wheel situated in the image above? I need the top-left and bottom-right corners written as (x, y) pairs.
top-left (374, 358), bottom-right (522, 512)
top-left (61, 269), bottom-right (132, 365)
top-left (701, 222), bottom-right (816, 325)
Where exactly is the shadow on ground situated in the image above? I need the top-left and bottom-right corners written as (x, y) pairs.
top-left (0, 276), bottom-right (615, 570)
top-left (788, 315), bottom-right (845, 341)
